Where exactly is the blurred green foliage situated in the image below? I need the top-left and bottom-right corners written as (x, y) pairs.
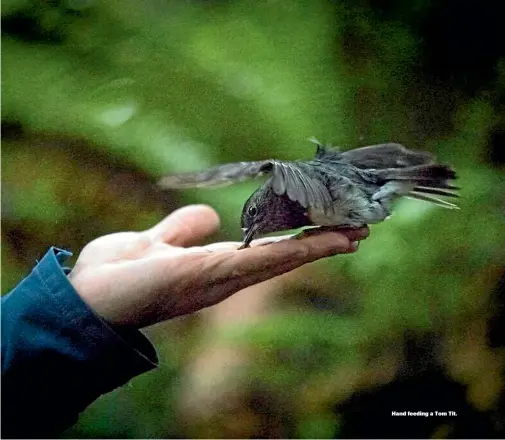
top-left (2, 0), bottom-right (505, 438)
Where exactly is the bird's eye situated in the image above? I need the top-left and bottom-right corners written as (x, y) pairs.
top-left (248, 205), bottom-right (258, 217)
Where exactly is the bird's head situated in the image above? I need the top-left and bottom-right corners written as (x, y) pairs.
top-left (240, 182), bottom-right (312, 248)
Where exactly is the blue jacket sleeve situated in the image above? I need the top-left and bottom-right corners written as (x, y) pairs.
top-left (1, 247), bottom-right (158, 439)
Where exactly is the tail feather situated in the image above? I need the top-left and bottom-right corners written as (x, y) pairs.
top-left (412, 186), bottom-right (459, 198)
top-left (375, 164), bottom-right (455, 181)
top-left (407, 192), bottom-right (460, 209)
top-left (374, 163), bottom-right (460, 209)
top-left (375, 164), bottom-right (457, 187)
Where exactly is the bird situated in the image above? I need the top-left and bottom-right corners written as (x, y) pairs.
top-left (158, 140), bottom-right (459, 249)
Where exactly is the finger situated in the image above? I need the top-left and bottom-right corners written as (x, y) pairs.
top-left (240, 230), bottom-right (357, 270)
top-left (327, 226), bottom-right (370, 242)
top-left (203, 234), bottom-right (296, 252)
top-left (143, 230), bottom-right (361, 320)
top-left (202, 227), bottom-right (369, 253)
top-left (208, 230), bottom-right (355, 281)
top-left (197, 231), bottom-right (359, 305)
top-left (147, 204), bottom-right (220, 246)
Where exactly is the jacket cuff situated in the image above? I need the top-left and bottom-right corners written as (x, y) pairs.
top-left (46, 246), bottom-right (157, 366)
top-left (32, 246), bottom-right (158, 384)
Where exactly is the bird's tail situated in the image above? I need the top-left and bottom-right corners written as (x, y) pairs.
top-left (374, 164), bottom-right (460, 209)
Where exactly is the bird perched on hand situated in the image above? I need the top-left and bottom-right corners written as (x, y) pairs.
top-left (158, 140), bottom-right (459, 249)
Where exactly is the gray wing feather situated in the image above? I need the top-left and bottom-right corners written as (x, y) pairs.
top-left (340, 143), bottom-right (435, 169)
top-left (271, 161), bottom-right (333, 212)
top-left (159, 158), bottom-right (333, 213)
top-left (158, 160), bottom-right (273, 189)
top-left (270, 161), bottom-right (287, 195)
top-left (289, 164), bottom-right (314, 207)
top-left (272, 162), bottom-right (309, 207)
top-left (279, 163), bottom-right (308, 207)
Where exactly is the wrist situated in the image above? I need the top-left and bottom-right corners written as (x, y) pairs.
top-left (67, 270), bottom-right (121, 326)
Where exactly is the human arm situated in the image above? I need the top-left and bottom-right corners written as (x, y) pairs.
top-left (1, 204), bottom-right (368, 438)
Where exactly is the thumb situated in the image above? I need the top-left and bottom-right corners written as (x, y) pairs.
top-left (147, 204), bottom-right (221, 247)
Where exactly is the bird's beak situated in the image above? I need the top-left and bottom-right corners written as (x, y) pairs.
top-left (238, 224), bottom-right (259, 250)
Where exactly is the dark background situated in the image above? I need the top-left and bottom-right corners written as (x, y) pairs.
top-left (2, 0), bottom-right (505, 437)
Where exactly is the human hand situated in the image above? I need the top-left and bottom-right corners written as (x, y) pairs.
top-left (68, 205), bottom-right (369, 328)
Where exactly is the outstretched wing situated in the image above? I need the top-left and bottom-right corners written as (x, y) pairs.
top-left (157, 161), bottom-right (273, 189)
top-left (158, 159), bottom-right (333, 212)
top-left (339, 143), bottom-right (435, 169)
top-left (311, 140), bottom-right (433, 169)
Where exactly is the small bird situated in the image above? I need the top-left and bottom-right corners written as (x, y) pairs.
top-left (158, 140), bottom-right (459, 248)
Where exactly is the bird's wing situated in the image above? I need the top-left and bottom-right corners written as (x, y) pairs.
top-left (270, 161), bottom-right (333, 212)
top-left (339, 143), bottom-right (435, 169)
top-left (157, 160), bottom-right (273, 189)
top-left (158, 159), bottom-right (333, 212)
